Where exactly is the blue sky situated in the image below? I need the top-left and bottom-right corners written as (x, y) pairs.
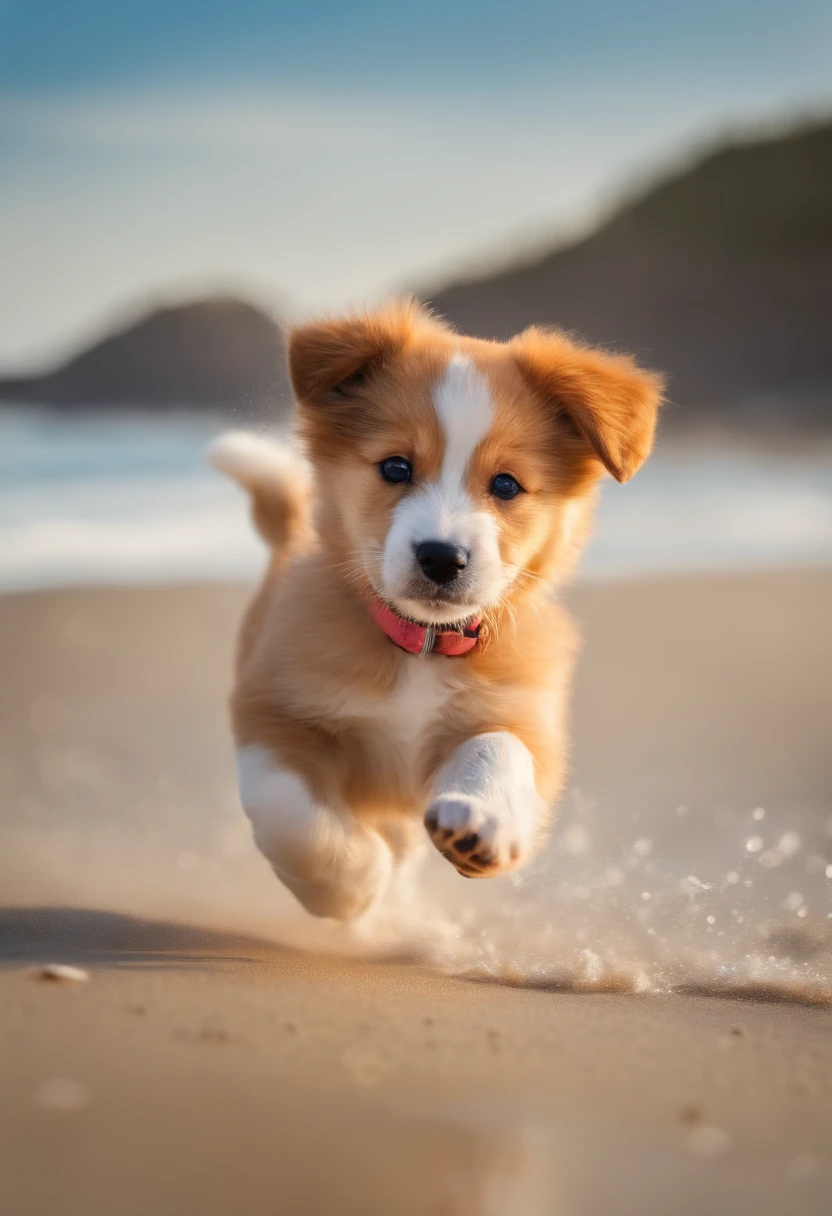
top-left (3, 1), bottom-right (829, 94)
top-left (1, 0), bottom-right (831, 366)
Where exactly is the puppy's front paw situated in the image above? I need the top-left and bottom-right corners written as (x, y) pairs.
top-left (423, 793), bottom-right (530, 878)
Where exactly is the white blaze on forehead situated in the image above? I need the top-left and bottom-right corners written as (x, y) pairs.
top-left (379, 349), bottom-right (506, 622)
top-left (416, 350), bottom-right (496, 539)
top-left (433, 352), bottom-right (494, 489)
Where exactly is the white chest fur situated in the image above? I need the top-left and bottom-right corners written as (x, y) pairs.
top-left (379, 655), bottom-right (458, 747)
top-left (286, 650), bottom-right (461, 799)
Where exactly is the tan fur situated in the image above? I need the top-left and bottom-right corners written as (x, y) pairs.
top-left (221, 300), bottom-right (663, 913)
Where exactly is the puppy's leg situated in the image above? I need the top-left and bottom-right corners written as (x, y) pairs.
top-left (236, 745), bottom-right (392, 919)
top-left (424, 732), bottom-right (546, 878)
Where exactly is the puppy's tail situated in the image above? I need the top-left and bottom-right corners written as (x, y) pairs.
top-left (206, 431), bottom-right (312, 555)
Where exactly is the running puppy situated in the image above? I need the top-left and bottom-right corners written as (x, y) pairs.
top-left (210, 301), bottom-right (662, 919)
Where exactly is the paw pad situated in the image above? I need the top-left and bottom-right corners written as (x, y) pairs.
top-left (423, 795), bottom-right (528, 878)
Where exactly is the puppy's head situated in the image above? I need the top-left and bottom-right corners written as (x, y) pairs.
top-left (289, 300), bottom-right (663, 626)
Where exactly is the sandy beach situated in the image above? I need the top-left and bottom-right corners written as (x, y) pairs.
top-left (1, 570), bottom-right (831, 1214)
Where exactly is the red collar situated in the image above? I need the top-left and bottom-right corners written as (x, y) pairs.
top-left (370, 599), bottom-right (481, 657)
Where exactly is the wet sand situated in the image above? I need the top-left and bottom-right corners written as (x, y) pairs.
top-left (1, 571), bottom-right (831, 1213)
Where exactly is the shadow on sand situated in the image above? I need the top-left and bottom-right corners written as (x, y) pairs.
top-left (4, 906), bottom-right (828, 1006)
top-left (0, 905), bottom-right (272, 971)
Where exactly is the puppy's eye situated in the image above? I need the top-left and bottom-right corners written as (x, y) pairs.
top-left (379, 456), bottom-right (412, 484)
top-left (491, 473), bottom-right (523, 500)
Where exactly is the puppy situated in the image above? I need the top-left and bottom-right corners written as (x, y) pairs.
top-left (210, 300), bottom-right (662, 919)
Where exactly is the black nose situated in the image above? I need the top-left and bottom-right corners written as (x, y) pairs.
top-left (416, 541), bottom-right (468, 585)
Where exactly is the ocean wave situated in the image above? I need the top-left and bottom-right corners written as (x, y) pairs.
top-left (2, 409), bottom-right (831, 590)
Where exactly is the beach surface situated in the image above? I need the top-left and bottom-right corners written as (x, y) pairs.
top-left (1, 570), bottom-right (831, 1214)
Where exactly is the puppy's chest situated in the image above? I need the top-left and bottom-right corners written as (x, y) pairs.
top-left (373, 657), bottom-right (458, 750)
top-left (328, 655), bottom-right (459, 768)
top-left (293, 654), bottom-right (464, 806)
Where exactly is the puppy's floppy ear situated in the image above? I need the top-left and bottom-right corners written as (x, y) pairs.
top-left (512, 327), bottom-right (665, 482)
top-left (288, 298), bottom-right (438, 405)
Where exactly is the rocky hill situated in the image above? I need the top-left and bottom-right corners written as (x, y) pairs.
top-left (0, 298), bottom-right (292, 420)
top-left (427, 117), bottom-right (832, 427)
top-left (2, 118), bottom-right (829, 430)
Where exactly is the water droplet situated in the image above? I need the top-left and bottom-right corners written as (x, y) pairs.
top-left (562, 825), bottom-right (591, 856)
top-left (633, 837), bottom-right (653, 857)
top-left (685, 875), bottom-right (711, 892)
top-left (778, 831), bottom-right (801, 858)
top-left (746, 837), bottom-right (763, 853)
top-left (752, 807), bottom-right (765, 821)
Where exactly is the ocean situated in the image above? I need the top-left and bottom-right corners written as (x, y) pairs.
top-left (2, 407), bottom-right (831, 591)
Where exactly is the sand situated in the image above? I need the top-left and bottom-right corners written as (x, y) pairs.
top-left (1, 570), bottom-right (831, 1214)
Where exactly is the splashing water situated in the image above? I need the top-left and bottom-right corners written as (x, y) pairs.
top-left (342, 791), bottom-right (832, 1003)
top-left (5, 756), bottom-right (830, 1003)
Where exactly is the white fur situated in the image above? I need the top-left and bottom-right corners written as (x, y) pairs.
top-left (425, 732), bottom-right (545, 874)
top-left (205, 430), bottom-right (310, 494)
top-left (380, 353), bottom-right (507, 624)
top-left (370, 655), bottom-right (461, 794)
top-left (283, 652), bottom-right (460, 798)
top-left (236, 744), bottom-right (392, 919)
top-left (433, 352), bottom-right (494, 488)
top-left (276, 640), bottom-right (459, 756)
top-left (384, 656), bottom-right (458, 746)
